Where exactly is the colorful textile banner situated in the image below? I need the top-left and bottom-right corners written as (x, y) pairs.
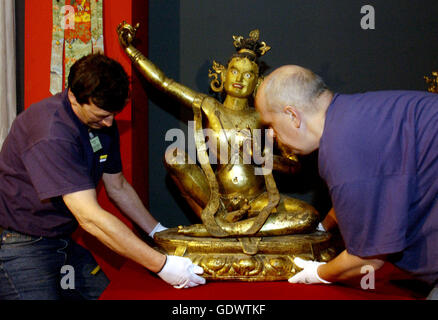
top-left (49, 0), bottom-right (104, 95)
top-left (91, 0), bottom-right (104, 54)
top-left (49, 0), bottom-right (64, 95)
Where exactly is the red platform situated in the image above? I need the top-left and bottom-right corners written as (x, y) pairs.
top-left (100, 260), bottom-right (427, 300)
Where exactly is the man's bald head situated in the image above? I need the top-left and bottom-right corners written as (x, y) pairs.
top-left (256, 65), bottom-right (328, 115)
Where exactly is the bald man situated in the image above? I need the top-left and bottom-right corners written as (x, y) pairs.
top-left (255, 65), bottom-right (438, 299)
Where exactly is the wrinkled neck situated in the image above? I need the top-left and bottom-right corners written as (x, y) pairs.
top-left (309, 90), bottom-right (334, 146)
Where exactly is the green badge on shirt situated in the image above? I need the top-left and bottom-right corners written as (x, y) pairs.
top-left (90, 136), bottom-right (102, 153)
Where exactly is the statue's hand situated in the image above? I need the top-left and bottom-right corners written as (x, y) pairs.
top-left (117, 21), bottom-right (139, 48)
top-left (222, 203), bottom-right (251, 223)
top-left (178, 224), bottom-right (210, 237)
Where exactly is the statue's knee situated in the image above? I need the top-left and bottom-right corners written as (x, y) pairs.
top-left (303, 211), bottom-right (319, 228)
top-left (296, 203), bottom-right (319, 226)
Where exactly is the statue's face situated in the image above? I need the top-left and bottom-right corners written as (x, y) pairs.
top-left (224, 57), bottom-right (259, 98)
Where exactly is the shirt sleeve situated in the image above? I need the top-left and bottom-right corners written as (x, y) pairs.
top-left (330, 174), bottom-right (415, 257)
top-left (22, 139), bottom-right (95, 200)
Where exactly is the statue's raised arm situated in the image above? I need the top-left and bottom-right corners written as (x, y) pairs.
top-left (117, 21), bottom-right (199, 108)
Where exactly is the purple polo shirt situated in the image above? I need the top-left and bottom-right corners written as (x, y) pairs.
top-left (0, 90), bottom-right (122, 237)
top-left (319, 91), bottom-right (438, 286)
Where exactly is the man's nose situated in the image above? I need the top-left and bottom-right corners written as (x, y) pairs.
top-left (268, 127), bottom-right (276, 138)
top-left (101, 115), bottom-right (114, 127)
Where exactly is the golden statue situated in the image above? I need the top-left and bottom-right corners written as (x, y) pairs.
top-left (117, 22), bottom-right (340, 281)
top-left (425, 71), bottom-right (438, 93)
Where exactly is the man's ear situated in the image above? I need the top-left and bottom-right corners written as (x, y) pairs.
top-left (67, 89), bottom-right (79, 106)
top-left (284, 105), bottom-right (301, 128)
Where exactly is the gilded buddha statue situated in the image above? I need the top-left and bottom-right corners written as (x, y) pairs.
top-left (117, 22), bottom-right (340, 281)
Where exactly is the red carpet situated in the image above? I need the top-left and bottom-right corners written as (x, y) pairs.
top-left (100, 260), bottom-right (426, 300)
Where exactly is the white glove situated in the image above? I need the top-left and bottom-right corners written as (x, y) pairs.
top-left (316, 222), bottom-right (325, 232)
top-left (149, 222), bottom-right (168, 238)
top-left (288, 257), bottom-right (331, 284)
top-left (157, 255), bottom-right (206, 289)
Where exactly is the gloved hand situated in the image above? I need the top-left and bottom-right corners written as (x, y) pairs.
top-left (157, 255), bottom-right (206, 289)
top-left (288, 257), bottom-right (331, 284)
top-left (149, 222), bottom-right (168, 238)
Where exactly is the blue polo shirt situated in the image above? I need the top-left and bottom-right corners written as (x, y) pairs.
top-left (0, 90), bottom-right (122, 237)
top-left (319, 91), bottom-right (438, 286)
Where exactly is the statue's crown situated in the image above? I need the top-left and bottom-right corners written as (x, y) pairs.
top-left (232, 29), bottom-right (271, 58)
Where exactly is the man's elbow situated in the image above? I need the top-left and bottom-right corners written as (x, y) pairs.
top-left (62, 189), bottom-right (106, 235)
top-left (367, 257), bottom-right (385, 271)
top-left (105, 186), bottom-right (119, 201)
top-left (103, 174), bottom-right (128, 200)
top-left (74, 212), bottom-right (98, 234)
top-left (355, 252), bottom-right (386, 272)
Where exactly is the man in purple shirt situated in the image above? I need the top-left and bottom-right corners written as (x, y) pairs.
top-left (255, 65), bottom-right (438, 299)
top-left (0, 54), bottom-right (205, 300)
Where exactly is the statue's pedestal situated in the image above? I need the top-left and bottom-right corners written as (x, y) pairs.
top-left (154, 228), bottom-right (343, 281)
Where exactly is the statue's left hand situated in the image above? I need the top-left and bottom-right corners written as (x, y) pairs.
top-left (117, 21), bottom-right (140, 48)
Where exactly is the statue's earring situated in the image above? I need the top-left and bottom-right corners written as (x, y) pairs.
top-left (209, 60), bottom-right (226, 93)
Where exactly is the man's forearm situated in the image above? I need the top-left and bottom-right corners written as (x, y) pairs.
top-left (105, 174), bottom-right (159, 234)
top-left (84, 208), bottom-right (165, 272)
top-left (64, 190), bottom-right (165, 272)
top-left (318, 250), bottom-right (385, 283)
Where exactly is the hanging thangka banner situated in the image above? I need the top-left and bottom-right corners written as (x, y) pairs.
top-left (50, 0), bottom-right (104, 95)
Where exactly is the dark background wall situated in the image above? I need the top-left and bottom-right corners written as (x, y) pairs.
top-left (147, 0), bottom-right (438, 227)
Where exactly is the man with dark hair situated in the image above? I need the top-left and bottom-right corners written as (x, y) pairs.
top-left (68, 54), bottom-right (130, 112)
top-left (0, 54), bottom-right (205, 300)
top-left (255, 65), bottom-right (438, 299)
